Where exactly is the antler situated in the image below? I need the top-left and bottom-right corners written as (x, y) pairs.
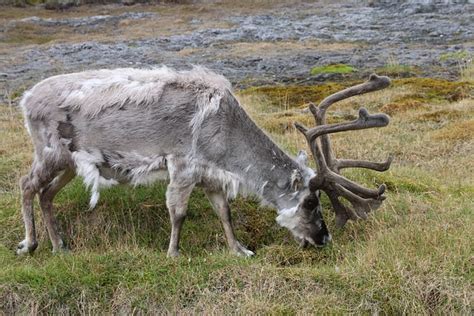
top-left (295, 74), bottom-right (392, 227)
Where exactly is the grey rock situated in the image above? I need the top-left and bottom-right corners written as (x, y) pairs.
top-left (1, 1), bottom-right (473, 96)
top-left (16, 12), bottom-right (157, 28)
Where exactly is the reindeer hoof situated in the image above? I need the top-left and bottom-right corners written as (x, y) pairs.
top-left (52, 243), bottom-right (69, 254)
top-left (167, 249), bottom-right (180, 258)
top-left (232, 243), bottom-right (255, 257)
top-left (16, 239), bottom-right (38, 255)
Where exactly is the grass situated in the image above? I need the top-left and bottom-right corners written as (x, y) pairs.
top-left (240, 82), bottom-right (347, 110)
top-left (193, 40), bottom-right (360, 60)
top-left (310, 64), bottom-right (357, 76)
top-left (1, 77), bottom-right (473, 314)
top-left (376, 55), bottom-right (419, 78)
top-left (439, 50), bottom-right (474, 82)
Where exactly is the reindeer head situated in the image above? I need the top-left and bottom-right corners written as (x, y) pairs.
top-left (279, 74), bottom-right (393, 248)
top-left (276, 189), bottom-right (331, 247)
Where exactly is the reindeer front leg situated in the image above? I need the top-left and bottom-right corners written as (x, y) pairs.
top-left (204, 189), bottom-right (254, 257)
top-left (166, 183), bottom-right (194, 257)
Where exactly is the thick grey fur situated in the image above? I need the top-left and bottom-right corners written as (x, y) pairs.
top-left (17, 66), bottom-right (330, 257)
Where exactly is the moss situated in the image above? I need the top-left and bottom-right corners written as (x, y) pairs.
top-left (394, 78), bottom-right (473, 102)
top-left (242, 83), bottom-right (346, 109)
top-left (431, 120), bottom-right (474, 142)
top-left (310, 64), bottom-right (357, 76)
top-left (380, 100), bottom-right (427, 116)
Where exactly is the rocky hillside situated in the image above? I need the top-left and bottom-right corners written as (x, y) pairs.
top-left (0, 0), bottom-right (472, 103)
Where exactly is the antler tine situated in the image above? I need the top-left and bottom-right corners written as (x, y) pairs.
top-left (295, 124), bottom-right (360, 226)
top-left (318, 74), bottom-right (391, 113)
top-left (296, 74), bottom-right (392, 227)
top-left (325, 189), bottom-right (358, 228)
top-left (305, 108), bottom-right (390, 143)
top-left (333, 184), bottom-right (385, 219)
top-left (295, 121), bottom-right (330, 175)
top-left (311, 74), bottom-right (391, 171)
top-left (336, 154), bottom-right (393, 173)
top-left (327, 172), bottom-right (386, 199)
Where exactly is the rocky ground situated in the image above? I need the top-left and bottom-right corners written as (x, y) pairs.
top-left (0, 1), bottom-right (473, 101)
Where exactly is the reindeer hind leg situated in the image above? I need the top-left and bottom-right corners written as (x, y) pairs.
top-left (17, 147), bottom-right (73, 254)
top-left (39, 168), bottom-right (75, 253)
top-left (17, 170), bottom-right (39, 255)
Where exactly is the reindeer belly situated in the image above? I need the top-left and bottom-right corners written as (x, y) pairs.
top-left (97, 162), bottom-right (169, 185)
top-left (72, 148), bottom-right (169, 209)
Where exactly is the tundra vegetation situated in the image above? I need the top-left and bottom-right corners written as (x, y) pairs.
top-left (0, 1), bottom-right (473, 314)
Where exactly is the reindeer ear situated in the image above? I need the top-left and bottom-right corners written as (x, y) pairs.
top-left (296, 150), bottom-right (308, 166)
top-left (291, 169), bottom-right (304, 191)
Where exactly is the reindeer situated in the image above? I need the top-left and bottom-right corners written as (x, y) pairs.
top-left (17, 66), bottom-right (392, 257)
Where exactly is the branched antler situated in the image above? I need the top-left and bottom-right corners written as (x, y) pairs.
top-left (295, 74), bottom-right (392, 227)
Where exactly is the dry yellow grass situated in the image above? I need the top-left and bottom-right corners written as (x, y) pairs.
top-left (379, 100), bottom-right (428, 115)
top-left (176, 40), bottom-right (359, 59)
top-left (432, 120), bottom-right (474, 142)
top-left (219, 40), bottom-right (359, 58)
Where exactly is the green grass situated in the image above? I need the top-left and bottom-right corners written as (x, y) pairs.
top-left (439, 50), bottom-right (471, 62)
top-left (376, 64), bottom-right (417, 77)
top-left (310, 64), bottom-right (357, 75)
top-left (1, 78), bottom-right (473, 314)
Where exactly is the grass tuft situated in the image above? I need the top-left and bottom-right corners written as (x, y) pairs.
top-left (377, 55), bottom-right (419, 78)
